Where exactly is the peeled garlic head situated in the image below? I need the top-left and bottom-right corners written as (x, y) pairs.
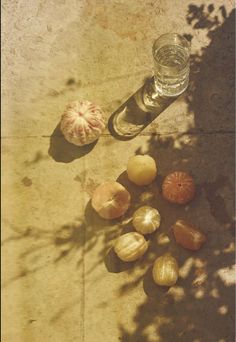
top-left (60, 100), bottom-right (106, 146)
top-left (127, 155), bottom-right (157, 186)
top-left (91, 181), bottom-right (131, 219)
top-left (152, 254), bottom-right (179, 287)
top-left (114, 232), bottom-right (148, 262)
top-left (132, 206), bottom-right (161, 234)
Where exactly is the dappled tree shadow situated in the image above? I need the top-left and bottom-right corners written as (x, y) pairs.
top-left (2, 219), bottom-right (85, 288)
top-left (117, 4), bottom-right (235, 342)
top-left (1, 207), bottom-right (114, 287)
top-left (2, 200), bottom-right (132, 289)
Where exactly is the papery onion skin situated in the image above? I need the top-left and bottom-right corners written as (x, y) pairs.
top-left (152, 254), bottom-right (179, 286)
top-left (162, 171), bottom-right (195, 204)
top-left (114, 232), bottom-right (148, 262)
top-left (132, 206), bottom-right (161, 234)
top-left (60, 100), bottom-right (106, 146)
top-left (91, 181), bottom-right (131, 219)
top-left (173, 219), bottom-right (207, 251)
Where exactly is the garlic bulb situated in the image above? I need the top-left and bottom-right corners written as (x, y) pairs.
top-left (114, 232), bottom-right (148, 262)
top-left (132, 206), bottom-right (161, 234)
top-left (60, 100), bottom-right (106, 146)
top-left (152, 254), bottom-right (179, 286)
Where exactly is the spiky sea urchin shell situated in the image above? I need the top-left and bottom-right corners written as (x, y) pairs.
top-left (60, 100), bottom-right (106, 146)
top-left (162, 171), bottom-right (195, 204)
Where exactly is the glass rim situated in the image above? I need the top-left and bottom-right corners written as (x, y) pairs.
top-left (153, 33), bottom-right (190, 70)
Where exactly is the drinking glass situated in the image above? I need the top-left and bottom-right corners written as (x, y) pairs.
top-left (111, 33), bottom-right (190, 138)
top-left (153, 33), bottom-right (190, 97)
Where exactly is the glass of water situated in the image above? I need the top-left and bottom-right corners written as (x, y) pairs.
top-left (153, 33), bottom-right (190, 97)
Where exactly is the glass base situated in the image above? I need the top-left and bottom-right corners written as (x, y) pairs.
top-left (110, 77), bottom-right (179, 139)
top-left (111, 83), bottom-right (155, 138)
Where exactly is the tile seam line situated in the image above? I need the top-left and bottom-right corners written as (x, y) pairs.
top-left (1, 131), bottom-right (235, 139)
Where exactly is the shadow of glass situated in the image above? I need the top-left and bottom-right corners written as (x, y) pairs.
top-left (108, 77), bottom-right (176, 140)
top-left (48, 123), bottom-right (98, 163)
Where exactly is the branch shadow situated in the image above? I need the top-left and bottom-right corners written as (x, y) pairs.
top-left (2, 202), bottom-right (119, 288)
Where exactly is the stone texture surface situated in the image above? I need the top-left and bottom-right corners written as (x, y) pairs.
top-left (2, 1), bottom-right (235, 342)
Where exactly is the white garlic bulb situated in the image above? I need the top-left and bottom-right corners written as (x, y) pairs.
top-left (60, 100), bottom-right (106, 146)
top-left (132, 206), bottom-right (161, 234)
top-left (114, 232), bottom-right (148, 262)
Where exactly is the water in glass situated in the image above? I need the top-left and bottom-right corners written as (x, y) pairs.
top-left (153, 34), bottom-right (190, 97)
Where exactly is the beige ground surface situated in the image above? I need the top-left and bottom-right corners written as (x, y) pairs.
top-left (2, 1), bottom-right (235, 342)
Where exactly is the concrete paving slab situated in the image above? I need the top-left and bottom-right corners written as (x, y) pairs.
top-left (2, 1), bottom-right (235, 342)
